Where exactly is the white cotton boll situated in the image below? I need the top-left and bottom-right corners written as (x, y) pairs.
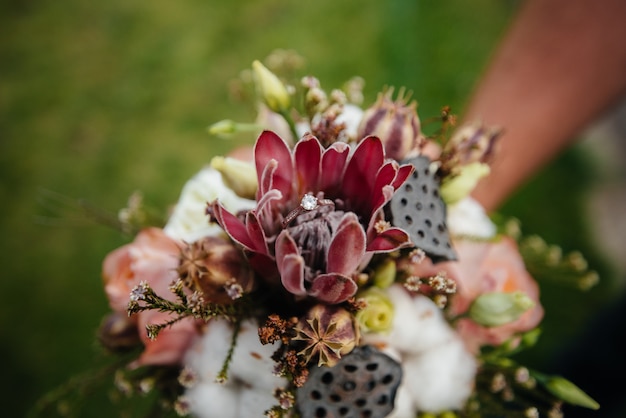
top-left (386, 383), bottom-right (416, 418)
top-left (164, 167), bottom-right (256, 243)
top-left (185, 319), bottom-right (233, 381)
top-left (363, 285), bottom-right (454, 355)
top-left (446, 196), bottom-right (496, 239)
top-left (185, 381), bottom-right (239, 418)
top-left (238, 387), bottom-right (282, 417)
top-left (402, 336), bottom-right (477, 412)
top-left (229, 320), bottom-right (286, 389)
top-left (184, 319), bottom-right (287, 418)
top-left (405, 295), bottom-right (457, 353)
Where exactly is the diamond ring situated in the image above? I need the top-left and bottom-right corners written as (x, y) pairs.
top-left (282, 193), bottom-right (334, 227)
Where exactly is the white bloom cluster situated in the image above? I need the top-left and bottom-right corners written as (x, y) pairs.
top-left (164, 167), bottom-right (256, 243)
top-left (447, 196), bottom-right (496, 239)
top-left (183, 319), bottom-right (287, 418)
top-left (362, 284), bottom-right (477, 416)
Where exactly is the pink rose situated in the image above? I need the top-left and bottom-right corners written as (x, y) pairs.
top-left (410, 237), bottom-right (544, 353)
top-left (102, 227), bottom-right (199, 367)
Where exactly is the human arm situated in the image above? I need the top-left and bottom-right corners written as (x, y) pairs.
top-left (465, 0), bottom-right (626, 211)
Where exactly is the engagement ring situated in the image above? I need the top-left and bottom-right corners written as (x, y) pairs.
top-left (282, 193), bottom-right (334, 227)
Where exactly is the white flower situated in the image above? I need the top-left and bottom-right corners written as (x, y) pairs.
top-left (163, 167), bottom-right (256, 243)
top-left (362, 284), bottom-right (454, 353)
top-left (336, 103), bottom-right (364, 140)
top-left (184, 319), bottom-right (287, 418)
top-left (402, 337), bottom-right (476, 412)
top-left (446, 196), bottom-right (496, 239)
top-left (362, 284), bottom-right (476, 416)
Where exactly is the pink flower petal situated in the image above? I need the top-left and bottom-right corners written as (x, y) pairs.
top-left (258, 158), bottom-right (278, 197)
top-left (209, 202), bottom-right (257, 251)
top-left (391, 163), bottom-right (414, 190)
top-left (294, 134), bottom-right (322, 194)
top-left (366, 227), bottom-right (412, 252)
top-left (320, 142), bottom-right (350, 196)
top-left (275, 230), bottom-right (298, 272)
top-left (342, 136), bottom-right (384, 213)
top-left (245, 211), bottom-right (269, 255)
top-left (370, 162), bottom-right (399, 216)
top-left (309, 273), bottom-right (358, 304)
top-left (275, 231), bottom-right (307, 295)
top-left (133, 313), bottom-right (198, 368)
top-left (327, 213), bottom-right (366, 276)
top-left (280, 254), bottom-right (307, 296)
top-left (254, 131), bottom-right (294, 202)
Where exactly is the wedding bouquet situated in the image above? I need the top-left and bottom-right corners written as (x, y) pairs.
top-left (47, 51), bottom-right (601, 418)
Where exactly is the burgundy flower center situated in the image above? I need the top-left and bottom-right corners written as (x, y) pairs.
top-left (287, 208), bottom-right (346, 279)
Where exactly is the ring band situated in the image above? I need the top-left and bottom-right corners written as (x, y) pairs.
top-left (282, 193), bottom-right (334, 227)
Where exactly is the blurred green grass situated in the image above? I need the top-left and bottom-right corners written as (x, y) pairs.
top-left (1, 0), bottom-right (619, 416)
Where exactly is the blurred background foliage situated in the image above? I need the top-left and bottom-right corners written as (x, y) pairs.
top-left (1, 0), bottom-right (622, 416)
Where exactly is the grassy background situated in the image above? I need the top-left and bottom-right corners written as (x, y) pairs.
top-left (1, 0), bottom-right (621, 416)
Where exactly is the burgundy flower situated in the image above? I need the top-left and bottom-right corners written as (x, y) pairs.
top-left (209, 131), bottom-right (414, 304)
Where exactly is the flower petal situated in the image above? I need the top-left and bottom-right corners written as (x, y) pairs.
top-left (294, 133), bottom-right (322, 194)
top-left (367, 227), bottom-right (412, 253)
top-left (254, 131), bottom-right (294, 202)
top-left (210, 201), bottom-right (256, 251)
top-left (392, 163), bottom-right (414, 190)
top-left (370, 162), bottom-right (399, 216)
top-left (308, 273), bottom-right (358, 304)
top-left (245, 211), bottom-right (269, 255)
top-left (342, 136), bottom-right (384, 213)
top-left (280, 254), bottom-right (307, 296)
top-left (275, 231), bottom-right (307, 295)
top-left (320, 142), bottom-right (350, 196)
top-left (327, 213), bottom-right (366, 276)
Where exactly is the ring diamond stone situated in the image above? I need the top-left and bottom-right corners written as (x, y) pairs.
top-left (300, 194), bottom-right (319, 210)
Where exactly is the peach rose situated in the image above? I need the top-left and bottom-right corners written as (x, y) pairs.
top-left (410, 237), bottom-right (544, 353)
top-left (102, 227), bottom-right (199, 367)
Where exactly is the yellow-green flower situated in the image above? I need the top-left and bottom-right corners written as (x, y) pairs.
top-left (440, 162), bottom-right (490, 204)
top-left (356, 288), bottom-right (394, 333)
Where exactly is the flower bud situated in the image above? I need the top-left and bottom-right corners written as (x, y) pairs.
top-left (355, 287), bottom-right (394, 333)
top-left (97, 312), bottom-right (141, 352)
top-left (440, 162), bottom-right (490, 204)
top-left (444, 121), bottom-right (501, 167)
top-left (468, 291), bottom-right (535, 327)
top-left (207, 119), bottom-right (238, 136)
top-left (252, 60), bottom-right (290, 113)
top-left (357, 88), bottom-right (422, 161)
top-left (210, 156), bottom-right (258, 199)
top-left (543, 376), bottom-right (599, 410)
top-left (177, 236), bottom-right (255, 304)
top-left (207, 119), bottom-right (262, 138)
top-left (372, 258), bottom-right (397, 288)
